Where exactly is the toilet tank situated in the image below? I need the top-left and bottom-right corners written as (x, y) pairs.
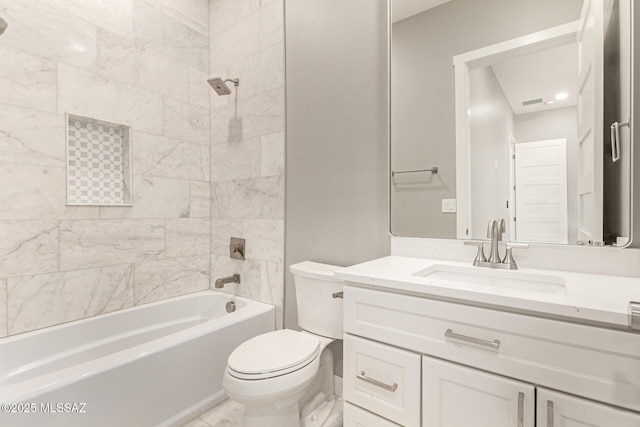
top-left (290, 261), bottom-right (343, 339)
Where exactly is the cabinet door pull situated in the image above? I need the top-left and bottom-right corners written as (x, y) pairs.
top-left (444, 329), bottom-right (500, 350)
top-left (547, 400), bottom-right (554, 427)
top-left (357, 371), bottom-right (398, 392)
top-left (517, 392), bottom-right (524, 427)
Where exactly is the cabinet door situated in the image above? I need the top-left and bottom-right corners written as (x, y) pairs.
top-left (537, 388), bottom-right (640, 426)
top-left (344, 334), bottom-right (421, 427)
top-left (422, 355), bottom-right (534, 427)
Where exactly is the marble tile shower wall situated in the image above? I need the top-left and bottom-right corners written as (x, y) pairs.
top-left (0, 0), bottom-right (213, 337)
top-left (209, 0), bottom-right (286, 328)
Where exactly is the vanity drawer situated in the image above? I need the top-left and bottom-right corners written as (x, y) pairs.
top-left (344, 402), bottom-right (402, 427)
top-left (344, 334), bottom-right (421, 427)
top-left (344, 285), bottom-right (640, 412)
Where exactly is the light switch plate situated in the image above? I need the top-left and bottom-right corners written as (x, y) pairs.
top-left (442, 199), bottom-right (457, 213)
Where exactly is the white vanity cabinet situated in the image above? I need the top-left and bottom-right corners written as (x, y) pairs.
top-left (342, 285), bottom-right (640, 427)
top-left (422, 355), bottom-right (534, 427)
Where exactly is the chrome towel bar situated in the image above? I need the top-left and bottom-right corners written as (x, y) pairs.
top-left (391, 166), bottom-right (438, 177)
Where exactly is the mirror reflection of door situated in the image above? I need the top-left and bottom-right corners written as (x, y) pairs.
top-left (514, 139), bottom-right (568, 244)
top-left (576, 0), bottom-right (604, 245)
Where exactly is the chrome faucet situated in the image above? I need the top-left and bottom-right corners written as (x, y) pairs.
top-left (215, 274), bottom-right (240, 288)
top-left (487, 218), bottom-right (506, 264)
top-left (464, 218), bottom-right (528, 270)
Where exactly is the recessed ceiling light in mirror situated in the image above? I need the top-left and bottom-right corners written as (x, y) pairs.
top-left (555, 92), bottom-right (569, 100)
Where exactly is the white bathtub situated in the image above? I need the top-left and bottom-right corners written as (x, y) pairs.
top-left (0, 291), bottom-right (274, 427)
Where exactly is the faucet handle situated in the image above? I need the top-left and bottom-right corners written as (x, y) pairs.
top-left (464, 240), bottom-right (487, 266)
top-left (502, 242), bottom-right (528, 270)
top-left (505, 242), bottom-right (529, 249)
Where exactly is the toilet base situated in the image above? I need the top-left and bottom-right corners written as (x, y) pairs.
top-left (301, 395), bottom-right (336, 427)
top-left (244, 400), bottom-right (301, 427)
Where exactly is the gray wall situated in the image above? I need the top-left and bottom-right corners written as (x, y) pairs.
top-left (284, 0), bottom-right (391, 371)
top-left (391, 0), bottom-right (583, 238)
top-left (469, 66), bottom-right (513, 240)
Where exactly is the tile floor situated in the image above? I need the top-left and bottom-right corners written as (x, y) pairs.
top-left (182, 397), bottom-right (344, 427)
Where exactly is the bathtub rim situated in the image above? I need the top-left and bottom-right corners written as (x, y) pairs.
top-left (0, 291), bottom-right (275, 402)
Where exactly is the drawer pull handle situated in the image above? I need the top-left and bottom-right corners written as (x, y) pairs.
top-left (444, 329), bottom-right (500, 350)
top-left (357, 371), bottom-right (398, 392)
top-left (332, 291), bottom-right (343, 299)
top-left (547, 400), bottom-right (554, 427)
top-left (518, 392), bottom-right (524, 427)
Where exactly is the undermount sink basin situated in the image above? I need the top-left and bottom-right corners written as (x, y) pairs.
top-left (413, 264), bottom-right (567, 294)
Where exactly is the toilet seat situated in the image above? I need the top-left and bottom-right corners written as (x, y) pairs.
top-left (227, 329), bottom-right (320, 380)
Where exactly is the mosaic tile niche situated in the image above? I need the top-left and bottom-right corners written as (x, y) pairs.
top-left (66, 114), bottom-right (132, 206)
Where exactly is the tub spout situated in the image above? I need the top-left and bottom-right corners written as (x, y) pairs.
top-left (215, 274), bottom-right (240, 288)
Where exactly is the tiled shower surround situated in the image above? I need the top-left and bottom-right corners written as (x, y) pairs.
top-left (0, 0), bottom-right (285, 337)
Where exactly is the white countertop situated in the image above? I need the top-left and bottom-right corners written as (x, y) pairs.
top-left (335, 256), bottom-right (640, 329)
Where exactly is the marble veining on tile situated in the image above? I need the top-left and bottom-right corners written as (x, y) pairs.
top-left (166, 218), bottom-right (211, 258)
top-left (64, 0), bottom-right (134, 37)
top-left (99, 175), bottom-right (190, 219)
top-left (134, 255), bottom-right (210, 305)
top-left (97, 29), bottom-right (190, 102)
top-left (7, 264), bottom-right (134, 335)
top-left (0, 221), bottom-right (59, 279)
top-left (211, 176), bottom-right (284, 219)
top-left (260, 132), bottom-right (284, 177)
top-left (211, 138), bottom-right (261, 182)
top-left (134, 132), bottom-right (210, 181)
top-left (0, 45), bottom-right (57, 113)
top-left (240, 219), bottom-right (284, 263)
top-left (209, 0), bottom-right (261, 37)
top-left (210, 88), bottom-right (284, 144)
top-left (59, 219), bottom-right (165, 270)
top-left (0, 164), bottom-right (99, 220)
top-left (132, 0), bottom-right (209, 72)
top-left (164, 97), bottom-right (211, 146)
top-left (0, 105), bottom-right (66, 168)
top-left (258, 0), bottom-right (284, 50)
top-left (0, 0), bottom-right (98, 71)
top-left (190, 181), bottom-right (211, 218)
top-left (57, 63), bottom-right (165, 135)
top-left (161, 0), bottom-right (210, 36)
top-left (210, 12), bottom-right (260, 66)
top-left (189, 67), bottom-right (211, 109)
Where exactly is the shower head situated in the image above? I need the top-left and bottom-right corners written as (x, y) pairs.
top-left (0, 18), bottom-right (7, 35)
top-left (207, 77), bottom-right (239, 96)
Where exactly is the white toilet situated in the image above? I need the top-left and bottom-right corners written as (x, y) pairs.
top-left (223, 261), bottom-right (343, 427)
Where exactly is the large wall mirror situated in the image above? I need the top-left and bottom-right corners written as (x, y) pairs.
top-left (390, 0), bottom-right (633, 246)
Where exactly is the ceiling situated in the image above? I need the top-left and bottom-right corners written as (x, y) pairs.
top-left (392, 0), bottom-right (578, 116)
top-left (392, 0), bottom-right (452, 23)
top-left (490, 42), bottom-right (578, 115)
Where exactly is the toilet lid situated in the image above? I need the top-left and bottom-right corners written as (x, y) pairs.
top-left (228, 329), bottom-right (320, 378)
